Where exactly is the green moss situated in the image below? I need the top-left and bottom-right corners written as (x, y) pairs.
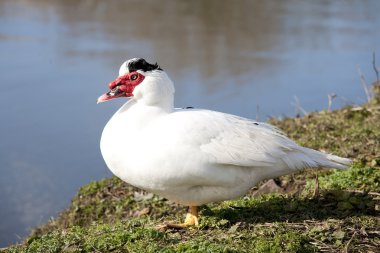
top-left (5, 188), bottom-right (379, 252)
top-left (4, 215), bottom-right (319, 253)
top-left (3, 188), bottom-right (379, 252)
top-left (305, 166), bottom-right (380, 193)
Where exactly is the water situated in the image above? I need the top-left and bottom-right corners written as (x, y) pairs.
top-left (0, 0), bottom-right (379, 246)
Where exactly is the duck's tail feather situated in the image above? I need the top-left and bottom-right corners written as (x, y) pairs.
top-left (303, 147), bottom-right (351, 169)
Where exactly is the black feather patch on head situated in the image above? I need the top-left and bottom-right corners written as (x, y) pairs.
top-left (128, 58), bottom-right (163, 72)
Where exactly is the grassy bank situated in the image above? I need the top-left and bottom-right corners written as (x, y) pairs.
top-left (3, 91), bottom-right (380, 252)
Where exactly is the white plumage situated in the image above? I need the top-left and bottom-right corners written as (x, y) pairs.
top-left (98, 58), bottom-right (351, 226)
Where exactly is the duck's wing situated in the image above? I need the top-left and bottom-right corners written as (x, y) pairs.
top-left (158, 109), bottom-right (350, 171)
top-left (201, 112), bottom-right (300, 167)
top-left (167, 109), bottom-right (301, 168)
top-left (190, 109), bottom-right (351, 171)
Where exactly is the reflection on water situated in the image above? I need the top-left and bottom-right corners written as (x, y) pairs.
top-left (0, 0), bottom-right (379, 246)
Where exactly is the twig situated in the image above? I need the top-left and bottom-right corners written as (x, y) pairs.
top-left (292, 96), bottom-right (308, 116)
top-left (345, 231), bottom-right (357, 253)
top-left (312, 172), bottom-right (320, 198)
top-left (345, 189), bottom-right (380, 196)
top-left (327, 93), bottom-right (337, 112)
top-left (373, 51), bottom-right (379, 82)
top-left (256, 104), bottom-right (259, 121)
top-left (310, 238), bottom-right (334, 251)
top-left (357, 65), bottom-right (372, 102)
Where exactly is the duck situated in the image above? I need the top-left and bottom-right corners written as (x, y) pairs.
top-left (98, 58), bottom-right (351, 228)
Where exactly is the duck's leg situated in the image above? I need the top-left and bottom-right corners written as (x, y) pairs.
top-left (157, 206), bottom-right (199, 229)
top-left (183, 206), bottom-right (199, 226)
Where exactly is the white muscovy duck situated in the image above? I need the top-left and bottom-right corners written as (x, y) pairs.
top-left (98, 58), bottom-right (351, 228)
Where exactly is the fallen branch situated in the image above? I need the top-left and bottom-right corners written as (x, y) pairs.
top-left (345, 189), bottom-right (380, 197)
top-left (345, 231), bottom-right (357, 253)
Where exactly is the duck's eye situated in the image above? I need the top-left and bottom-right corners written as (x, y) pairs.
top-left (131, 74), bottom-right (138, 81)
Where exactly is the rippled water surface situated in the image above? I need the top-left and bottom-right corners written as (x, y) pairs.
top-left (1, 0), bottom-right (380, 246)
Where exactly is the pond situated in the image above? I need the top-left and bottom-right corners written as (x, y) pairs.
top-left (0, 0), bottom-right (379, 246)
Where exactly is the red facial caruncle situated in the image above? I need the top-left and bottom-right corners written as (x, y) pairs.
top-left (97, 72), bottom-right (145, 103)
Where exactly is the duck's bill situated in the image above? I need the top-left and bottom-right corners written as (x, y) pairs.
top-left (97, 88), bottom-right (125, 104)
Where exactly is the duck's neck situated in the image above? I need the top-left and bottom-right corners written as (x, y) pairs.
top-left (131, 91), bottom-right (174, 113)
top-left (114, 94), bottom-right (174, 132)
top-left (142, 94), bottom-right (174, 114)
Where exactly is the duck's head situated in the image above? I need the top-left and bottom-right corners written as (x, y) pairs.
top-left (97, 58), bottom-right (174, 105)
